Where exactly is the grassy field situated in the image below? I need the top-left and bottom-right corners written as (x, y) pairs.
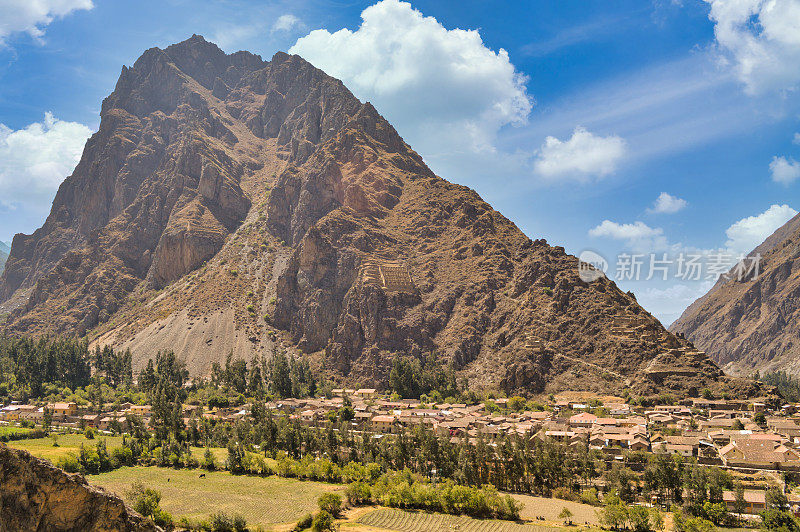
top-left (89, 466), bottom-right (344, 527)
top-left (355, 508), bottom-right (563, 532)
top-left (0, 425), bottom-right (34, 437)
top-left (6, 433), bottom-right (229, 465)
top-left (7, 433), bottom-right (125, 461)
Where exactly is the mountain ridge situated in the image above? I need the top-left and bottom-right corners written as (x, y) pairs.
top-left (0, 35), bottom-right (758, 397)
top-left (671, 212), bottom-right (800, 376)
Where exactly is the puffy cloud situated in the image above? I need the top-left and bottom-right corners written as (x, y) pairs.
top-left (705, 0), bottom-right (800, 94)
top-left (272, 14), bottom-right (302, 33)
top-left (794, 132), bottom-right (800, 144)
top-left (533, 126), bottom-right (626, 180)
top-left (289, 0), bottom-right (531, 155)
top-left (0, 0), bottom-right (93, 44)
top-left (725, 203), bottom-right (798, 254)
top-left (0, 112), bottom-right (91, 209)
top-left (588, 220), bottom-right (669, 252)
top-left (770, 155), bottom-right (800, 184)
top-left (649, 192), bottom-right (688, 214)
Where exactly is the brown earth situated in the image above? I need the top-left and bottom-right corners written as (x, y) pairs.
top-left (0, 443), bottom-right (160, 531)
top-left (0, 36), bottom-right (759, 397)
top-left (671, 213), bottom-right (800, 377)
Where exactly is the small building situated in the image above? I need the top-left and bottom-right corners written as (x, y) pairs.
top-left (722, 490), bottom-right (766, 515)
top-left (371, 415), bottom-right (397, 434)
top-left (49, 402), bottom-right (78, 418)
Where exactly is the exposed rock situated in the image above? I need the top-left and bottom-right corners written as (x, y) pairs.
top-left (0, 35), bottom-right (754, 396)
top-left (0, 443), bottom-right (160, 532)
top-left (671, 213), bottom-right (800, 376)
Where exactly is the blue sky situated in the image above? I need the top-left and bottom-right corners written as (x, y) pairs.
top-left (1, 0), bottom-right (799, 325)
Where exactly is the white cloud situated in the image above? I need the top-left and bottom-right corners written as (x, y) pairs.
top-left (272, 14), bottom-right (302, 33)
top-left (793, 132), bottom-right (800, 144)
top-left (649, 192), bottom-right (688, 214)
top-left (289, 0), bottom-right (531, 155)
top-left (636, 280), bottom-right (715, 326)
top-left (725, 203), bottom-right (798, 254)
top-left (588, 220), bottom-right (669, 252)
top-left (0, 112), bottom-right (91, 209)
top-left (705, 0), bottom-right (800, 94)
top-left (770, 155), bottom-right (800, 184)
top-left (532, 126), bottom-right (626, 181)
top-left (0, 0), bottom-right (93, 45)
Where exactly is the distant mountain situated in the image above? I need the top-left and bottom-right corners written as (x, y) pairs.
top-left (0, 35), bottom-right (759, 398)
top-left (671, 213), bottom-right (800, 376)
top-left (0, 241), bottom-right (9, 275)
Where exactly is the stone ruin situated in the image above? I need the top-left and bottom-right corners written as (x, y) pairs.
top-left (610, 315), bottom-right (657, 342)
top-left (361, 256), bottom-right (416, 293)
top-left (524, 334), bottom-right (546, 354)
top-left (644, 347), bottom-right (709, 378)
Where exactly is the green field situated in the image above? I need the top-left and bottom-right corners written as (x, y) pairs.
top-left (0, 425), bottom-right (34, 438)
top-left (7, 434), bottom-right (125, 461)
top-left (89, 466), bottom-right (344, 527)
top-left (356, 508), bottom-right (563, 532)
top-left (7, 433), bottom-right (228, 465)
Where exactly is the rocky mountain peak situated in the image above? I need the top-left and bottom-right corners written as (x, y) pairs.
top-left (0, 37), bottom-right (758, 397)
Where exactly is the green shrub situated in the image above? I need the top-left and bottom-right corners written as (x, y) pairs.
top-left (55, 453), bottom-right (81, 473)
top-left (209, 511), bottom-right (247, 532)
top-left (293, 513), bottom-right (313, 531)
top-left (317, 493), bottom-right (342, 517)
top-left (345, 481), bottom-right (371, 506)
top-left (312, 510), bottom-right (335, 532)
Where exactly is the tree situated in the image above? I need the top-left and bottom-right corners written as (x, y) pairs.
top-left (754, 412), bottom-right (767, 427)
top-left (42, 407), bottom-right (52, 433)
top-left (760, 509), bottom-right (800, 532)
top-left (559, 507), bottom-right (574, 525)
top-left (766, 487), bottom-right (789, 511)
top-left (318, 493), bottom-right (342, 517)
top-left (734, 483), bottom-right (746, 523)
top-left (312, 510), bottom-right (335, 532)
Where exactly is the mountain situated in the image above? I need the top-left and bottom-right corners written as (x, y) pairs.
top-left (0, 241), bottom-right (9, 275)
top-left (0, 36), bottom-right (757, 397)
top-left (671, 213), bottom-right (800, 377)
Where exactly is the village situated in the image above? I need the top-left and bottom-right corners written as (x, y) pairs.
top-left (4, 389), bottom-right (800, 517)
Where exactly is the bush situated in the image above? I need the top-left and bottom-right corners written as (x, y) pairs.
top-left (345, 481), bottom-right (371, 506)
top-left (293, 513), bottom-right (313, 531)
top-left (127, 481), bottom-right (162, 518)
top-left (318, 493), bottom-right (342, 517)
top-left (209, 511), bottom-right (247, 532)
top-left (553, 486), bottom-right (578, 501)
top-left (760, 509), bottom-right (800, 532)
top-left (84, 427), bottom-right (96, 439)
top-left (55, 453), bottom-right (81, 473)
top-left (312, 510), bottom-right (335, 532)
top-left (581, 487), bottom-right (601, 506)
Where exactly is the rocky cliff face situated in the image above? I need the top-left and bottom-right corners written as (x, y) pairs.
top-left (0, 36), bottom-right (755, 396)
top-left (0, 444), bottom-right (160, 532)
top-left (671, 213), bottom-right (800, 377)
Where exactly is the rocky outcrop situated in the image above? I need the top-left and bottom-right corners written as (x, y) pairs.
top-left (0, 36), bottom-right (754, 396)
top-left (671, 213), bottom-right (800, 376)
top-left (0, 444), bottom-right (160, 532)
